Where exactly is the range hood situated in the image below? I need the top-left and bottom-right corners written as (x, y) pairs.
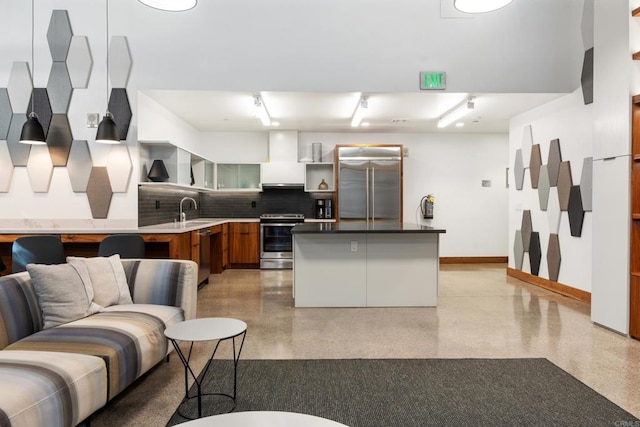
top-left (261, 130), bottom-right (305, 187)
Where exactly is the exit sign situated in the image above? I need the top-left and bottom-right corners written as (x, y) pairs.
top-left (420, 72), bottom-right (446, 90)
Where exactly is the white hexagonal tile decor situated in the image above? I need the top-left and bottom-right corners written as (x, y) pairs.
top-left (7, 113), bottom-right (30, 166)
top-left (67, 36), bottom-right (93, 89)
top-left (109, 36), bottom-right (132, 88)
top-left (26, 145), bottom-right (54, 193)
top-left (106, 144), bottom-right (132, 192)
top-left (547, 187), bottom-right (561, 234)
top-left (580, 157), bottom-right (593, 212)
top-left (67, 140), bottom-right (93, 192)
top-left (521, 125), bottom-right (533, 166)
top-left (7, 62), bottom-right (33, 114)
top-left (0, 141), bottom-right (14, 192)
top-left (514, 149), bottom-right (525, 190)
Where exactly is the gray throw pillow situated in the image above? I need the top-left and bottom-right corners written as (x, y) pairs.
top-left (27, 262), bottom-right (102, 329)
top-left (67, 255), bottom-right (133, 307)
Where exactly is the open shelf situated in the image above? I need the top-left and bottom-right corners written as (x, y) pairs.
top-left (633, 6), bottom-right (640, 17)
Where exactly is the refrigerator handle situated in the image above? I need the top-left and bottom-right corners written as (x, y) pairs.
top-left (371, 167), bottom-right (375, 220)
top-left (366, 167), bottom-right (370, 220)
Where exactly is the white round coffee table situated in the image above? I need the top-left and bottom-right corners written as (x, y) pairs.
top-left (165, 317), bottom-right (247, 420)
top-left (178, 411), bottom-right (349, 426)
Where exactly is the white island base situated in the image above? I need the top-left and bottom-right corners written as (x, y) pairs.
top-left (293, 230), bottom-right (441, 308)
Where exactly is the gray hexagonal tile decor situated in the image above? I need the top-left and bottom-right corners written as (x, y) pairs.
top-left (67, 36), bottom-right (93, 89)
top-left (568, 185), bottom-right (585, 237)
top-left (514, 149), bottom-right (525, 190)
top-left (581, 0), bottom-right (594, 50)
top-left (7, 62), bottom-right (33, 114)
top-left (27, 88), bottom-right (53, 137)
top-left (513, 230), bottom-right (524, 270)
top-left (47, 62), bottom-right (73, 114)
top-left (47, 10), bottom-right (73, 62)
top-left (106, 144), bottom-right (132, 192)
top-left (86, 167), bottom-right (113, 219)
top-left (529, 231), bottom-right (541, 276)
top-left (557, 161), bottom-right (573, 211)
top-left (109, 36), bottom-right (132, 88)
top-left (0, 89), bottom-right (11, 139)
top-left (538, 165), bottom-right (551, 211)
top-left (529, 144), bottom-right (542, 189)
top-left (521, 125), bottom-right (533, 166)
top-left (6, 113), bottom-right (30, 166)
top-left (547, 139), bottom-right (562, 186)
top-left (547, 188), bottom-right (561, 234)
top-left (521, 210), bottom-right (532, 251)
top-left (580, 157), bottom-right (593, 212)
top-left (47, 114), bottom-right (74, 166)
top-left (547, 233), bottom-right (561, 282)
top-left (67, 140), bottom-right (93, 192)
top-left (0, 141), bottom-right (14, 192)
top-left (108, 89), bottom-right (132, 141)
top-left (26, 145), bottom-right (54, 193)
top-left (581, 48), bottom-right (594, 105)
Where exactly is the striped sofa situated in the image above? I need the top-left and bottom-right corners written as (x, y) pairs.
top-left (0, 258), bottom-right (198, 427)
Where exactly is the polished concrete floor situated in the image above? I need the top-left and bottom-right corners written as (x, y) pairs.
top-left (92, 264), bottom-right (640, 426)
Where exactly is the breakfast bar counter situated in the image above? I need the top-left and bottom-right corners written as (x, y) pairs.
top-left (291, 222), bottom-right (446, 308)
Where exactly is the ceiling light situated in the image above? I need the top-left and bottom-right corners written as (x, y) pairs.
top-left (96, 0), bottom-right (120, 144)
top-left (271, 121), bottom-right (280, 127)
top-left (437, 97), bottom-right (474, 128)
top-left (455, 122), bottom-right (465, 128)
top-left (254, 96), bottom-right (271, 126)
top-left (361, 122), bottom-right (370, 127)
top-left (351, 97), bottom-right (368, 127)
top-left (454, 0), bottom-right (513, 13)
top-left (20, 0), bottom-right (45, 145)
top-left (139, 0), bottom-right (197, 12)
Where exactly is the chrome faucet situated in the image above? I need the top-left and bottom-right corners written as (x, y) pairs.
top-left (179, 197), bottom-right (198, 222)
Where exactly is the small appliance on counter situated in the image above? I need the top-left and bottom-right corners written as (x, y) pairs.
top-left (316, 199), bottom-right (325, 218)
top-left (316, 199), bottom-right (333, 219)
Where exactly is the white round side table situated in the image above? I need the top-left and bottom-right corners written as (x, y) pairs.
top-left (178, 411), bottom-right (349, 426)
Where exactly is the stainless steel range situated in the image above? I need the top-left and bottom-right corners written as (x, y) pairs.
top-left (259, 213), bottom-right (305, 269)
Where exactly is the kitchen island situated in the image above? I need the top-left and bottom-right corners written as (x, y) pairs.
top-left (291, 222), bottom-right (446, 307)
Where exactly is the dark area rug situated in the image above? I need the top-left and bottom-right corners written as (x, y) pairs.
top-left (167, 358), bottom-right (638, 426)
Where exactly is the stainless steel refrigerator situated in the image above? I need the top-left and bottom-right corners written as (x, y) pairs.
top-left (337, 145), bottom-right (402, 221)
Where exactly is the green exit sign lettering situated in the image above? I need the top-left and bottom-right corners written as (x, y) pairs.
top-left (420, 72), bottom-right (446, 90)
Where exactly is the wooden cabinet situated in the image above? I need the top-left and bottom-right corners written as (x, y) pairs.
top-left (630, 95), bottom-right (640, 338)
top-left (228, 222), bottom-right (259, 267)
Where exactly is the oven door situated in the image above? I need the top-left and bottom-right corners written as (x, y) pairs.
top-left (260, 223), bottom-right (295, 259)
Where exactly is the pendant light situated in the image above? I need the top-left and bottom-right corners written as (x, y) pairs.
top-left (454, 0), bottom-right (513, 14)
top-left (96, 0), bottom-right (120, 144)
top-left (20, 0), bottom-right (46, 145)
top-left (138, 0), bottom-right (197, 12)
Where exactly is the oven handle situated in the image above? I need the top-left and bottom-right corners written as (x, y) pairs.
top-left (260, 223), bottom-right (298, 227)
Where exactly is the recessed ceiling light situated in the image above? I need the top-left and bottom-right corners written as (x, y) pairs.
top-left (454, 0), bottom-right (513, 13)
top-left (361, 122), bottom-right (370, 127)
top-left (455, 122), bottom-right (465, 128)
top-left (139, 0), bottom-right (197, 12)
top-left (271, 121), bottom-right (280, 127)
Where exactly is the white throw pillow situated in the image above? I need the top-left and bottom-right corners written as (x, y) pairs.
top-left (67, 254), bottom-right (133, 307)
top-left (27, 262), bottom-right (103, 329)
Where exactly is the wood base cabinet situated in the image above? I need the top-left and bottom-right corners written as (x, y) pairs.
top-left (228, 222), bottom-right (259, 268)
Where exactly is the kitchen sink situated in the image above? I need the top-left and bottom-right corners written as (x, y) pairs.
top-left (184, 220), bottom-right (212, 226)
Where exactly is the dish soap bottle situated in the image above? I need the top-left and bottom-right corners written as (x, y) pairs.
top-left (318, 179), bottom-right (329, 190)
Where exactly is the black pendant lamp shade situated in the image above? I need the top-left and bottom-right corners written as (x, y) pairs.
top-left (147, 159), bottom-right (170, 182)
top-left (95, 112), bottom-right (120, 144)
top-left (20, 112), bottom-right (46, 144)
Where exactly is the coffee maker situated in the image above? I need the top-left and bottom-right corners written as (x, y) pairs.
top-left (316, 199), bottom-right (325, 219)
top-left (324, 199), bottom-right (332, 219)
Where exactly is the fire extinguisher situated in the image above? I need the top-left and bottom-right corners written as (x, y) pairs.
top-left (421, 195), bottom-right (434, 219)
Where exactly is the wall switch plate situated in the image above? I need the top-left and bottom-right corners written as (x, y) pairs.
top-left (482, 180), bottom-right (492, 187)
top-left (350, 240), bottom-right (358, 252)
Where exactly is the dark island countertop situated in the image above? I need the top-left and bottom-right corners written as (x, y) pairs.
top-left (291, 221), bottom-right (446, 234)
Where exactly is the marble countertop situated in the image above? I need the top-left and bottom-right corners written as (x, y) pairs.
top-left (291, 221), bottom-right (446, 234)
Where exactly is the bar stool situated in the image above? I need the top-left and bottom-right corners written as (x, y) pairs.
top-left (12, 235), bottom-right (65, 273)
top-left (98, 234), bottom-right (145, 259)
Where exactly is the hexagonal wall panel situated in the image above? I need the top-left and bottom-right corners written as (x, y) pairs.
top-left (521, 125), bottom-right (533, 165)
top-left (7, 62), bottom-right (32, 114)
top-left (27, 88), bottom-right (53, 137)
top-left (86, 167), bottom-right (113, 219)
top-left (581, 0), bottom-right (594, 50)
top-left (547, 139), bottom-right (562, 187)
top-left (109, 36), bottom-right (132, 88)
top-left (0, 141), bottom-right (14, 192)
top-left (547, 233), bottom-right (561, 282)
top-left (108, 89), bottom-right (132, 141)
top-left (47, 114), bottom-right (73, 166)
top-left (580, 157), bottom-right (593, 212)
top-left (529, 231), bottom-right (541, 276)
top-left (47, 62), bottom-right (73, 114)
top-left (6, 113), bottom-right (30, 166)
top-left (538, 165), bottom-right (551, 211)
top-left (557, 161), bottom-right (573, 211)
top-left (0, 89), bottom-right (11, 139)
top-left (568, 185), bottom-right (585, 237)
top-left (67, 36), bottom-right (93, 89)
top-left (47, 10), bottom-right (73, 61)
top-left (106, 144), bottom-right (132, 192)
top-left (529, 144), bottom-right (542, 189)
top-left (67, 140), bottom-right (93, 192)
top-left (581, 48), bottom-right (594, 105)
top-left (547, 188), bottom-right (561, 234)
top-left (513, 230), bottom-right (524, 270)
top-left (514, 149), bottom-right (525, 190)
top-left (521, 210), bottom-right (532, 251)
top-left (26, 145), bottom-right (54, 193)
